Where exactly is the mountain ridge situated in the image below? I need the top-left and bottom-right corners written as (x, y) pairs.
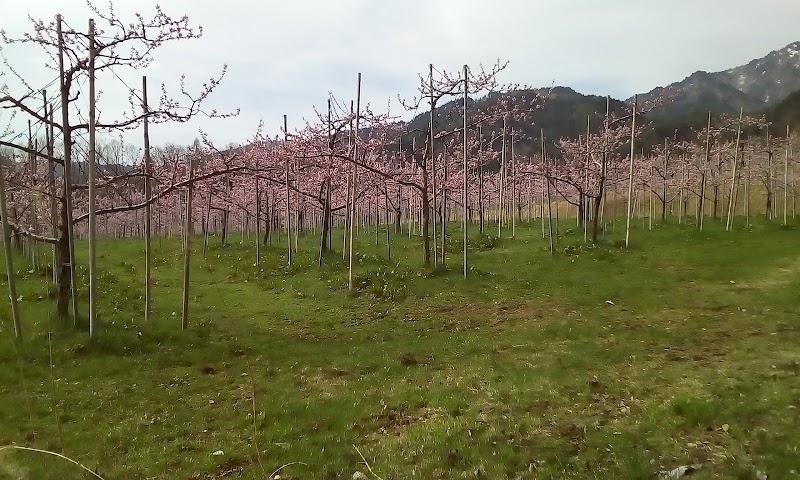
top-left (400, 41), bottom-right (800, 151)
top-left (632, 41), bottom-right (800, 117)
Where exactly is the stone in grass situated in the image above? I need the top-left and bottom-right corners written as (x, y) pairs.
top-left (660, 464), bottom-right (702, 479)
top-left (352, 472), bottom-right (368, 480)
top-left (756, 471), bottom-right (768, 480)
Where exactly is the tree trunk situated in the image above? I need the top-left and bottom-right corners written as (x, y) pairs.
top-left (142, 76), bottom-right (153, 322)
top-left (56, 15), bottom-right (79, 322)
top-left (56, 206), bottom-right (71, 318)
top-left (625, 96), bottom-right (637, 248)
top-left (180, 156), bottom-right (194, 330)
top-left (591, 195), bottom-right (602, 245)
top-left (318, 179), bottom-right (331, 266)
top-left (0, 154), bottom-right (22, 339)
top-left (221, 206), bottom-right (228, 246)
top-left (255, 176), bottom-right (261, 264)
top-left (591, 153), bottom-right (606, 245)
top-left (394, 203), bottom-right (402, 233)
top-left (421, 184), bottom-right (431, 266)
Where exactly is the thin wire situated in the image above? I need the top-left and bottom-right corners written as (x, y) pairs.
top-left (0, 59), bottom-right (62, 104)
top-left (2, 103), bottom-right (45, 146)
top-left (59, 18), bottom-right (86, 48)
top-left (3, 130), bottom-right (27, 144)
top-left (62, 17), bottom-right (145, 118)
top-left (106, 64), bottom-right (144, 104)
top-left (27, 121), bottom-right (45, 146)
top-left (36, 75), bottom-right (62, 97)
top-left (0, 64), bottom-right (61, 152)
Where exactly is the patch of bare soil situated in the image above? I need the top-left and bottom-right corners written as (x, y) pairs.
top-left (189, 457), bottom-right (248, 479)
top-left (370, 406), bottom-right (442, 436)
top-left (558, 423), bottom-right (587, 453)
top-left (422, 302), bottom-right (551, 332)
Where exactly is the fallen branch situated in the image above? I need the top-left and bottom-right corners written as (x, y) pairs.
top-left (269, 461), bottom-right (308, 479)
top-left (0, 446), bottom-right (105, 479)
top-left (353, 444), bottom-right (385, 480)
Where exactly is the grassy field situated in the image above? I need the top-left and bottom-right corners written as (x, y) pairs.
top-left (0, 217), bottom-right (799, 479)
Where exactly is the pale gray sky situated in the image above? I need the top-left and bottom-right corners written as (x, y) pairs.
top-left (2, 0), bottom-right (799, 147)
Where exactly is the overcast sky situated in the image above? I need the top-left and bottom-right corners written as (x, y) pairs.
top-left (2, 0), bottom-right (799, 147)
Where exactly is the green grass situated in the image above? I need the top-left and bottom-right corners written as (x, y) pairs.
top-left (0, 216), bottom-right (799, 479)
